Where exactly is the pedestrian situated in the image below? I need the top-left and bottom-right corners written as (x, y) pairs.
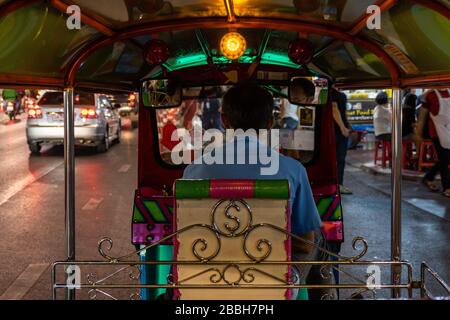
top-left (201, 87), bottom-right (224, 131)
top-left (416, 89), bottom-right (450, 197)
top-left (373, 91), bottom-right (392, 141)
top-left (402, 89), bottom-right (417, 141)
top-left (332, 86), bottom-right (352, 195)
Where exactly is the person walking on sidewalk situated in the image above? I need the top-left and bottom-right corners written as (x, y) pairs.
top-left (332, 86), bottom-right (352, 195)
top-left (416, 89), bottom-right (450, 198)
top-left (373, 91), bottom-right (392, 141)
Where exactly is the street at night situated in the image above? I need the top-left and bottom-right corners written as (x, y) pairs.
top-left (0, 114), bottom-right (448, 299)
top-left (0, 0), bottom-right (449, 310)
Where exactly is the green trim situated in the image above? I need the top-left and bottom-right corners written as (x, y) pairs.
top-left (143, 200), bottom-right (167, 223)
top-left (254, 180), bottom-right (289, 199)
top-left (333, 204), bottom-right (342, 220)
top-left (316, 198), bottom-right (333, 217)
top-left (133, 205), bottom-right (146, 223)
top-left (175, 180), bottom-right (210, 199)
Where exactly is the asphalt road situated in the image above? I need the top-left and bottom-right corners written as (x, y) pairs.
top-left (0, 114), bottom-right (448, 299)
top-left (0, 114), bottom-right (137, 299)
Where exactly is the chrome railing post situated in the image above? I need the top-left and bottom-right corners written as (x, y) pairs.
top-left (391, 88), bottom-right (402, 298)
top-left (64, 87), bottom-right (76, 300)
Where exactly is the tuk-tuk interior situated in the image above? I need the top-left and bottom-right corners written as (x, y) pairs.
top-left (0, 0), bottom-right (449, 300)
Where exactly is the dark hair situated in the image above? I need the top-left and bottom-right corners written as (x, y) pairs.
top-left (375, 91), bottom-right (389, 105)
top-left (222, 84), bottom-right (274, 130)
top-left (403, 93), bottom-right (417, 108)
top-left (291, 78), bottom-right (316, 98)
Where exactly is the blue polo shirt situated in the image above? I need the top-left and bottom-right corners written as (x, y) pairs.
top-left (182, 134), bottom-right (322, 236)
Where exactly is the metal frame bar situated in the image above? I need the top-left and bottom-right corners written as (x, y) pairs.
top-left (420, 262), bottom-right (450, 299)
top-left (52, 260), bottom-right (417, 300)
top-left (247, 29), bottom-right (272, 78)
top-left (62, 17), bottom-right (401, 87)
top-left (63, 87), bottom-right (76, 300)
top-left (391, 88), bottom-right (403, 298)
top-left (1, 3), bottom-right (449, 88)
top-left (224, 0), bottom-right (236, 23)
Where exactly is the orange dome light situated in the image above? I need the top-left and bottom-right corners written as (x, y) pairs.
top-left (220, 32), bottom-right (247, 60)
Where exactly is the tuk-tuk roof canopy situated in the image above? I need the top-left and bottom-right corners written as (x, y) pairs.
top-left (0, 0), bottom-right (449, 91)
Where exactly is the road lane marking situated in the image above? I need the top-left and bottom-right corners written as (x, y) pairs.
top-left (82, 197), bottom-right (104, 211)
top-left (118, 164), bottom-right (131, 173)
top-left (0, 263), bottom-right (49, 300)
top-left (0, 162), bottom-right (63, 207)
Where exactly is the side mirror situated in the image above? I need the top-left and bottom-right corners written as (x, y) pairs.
top-left (141, 79), bottom-right (182, 108)
top-left (288, 76), bottom-right (329, 106)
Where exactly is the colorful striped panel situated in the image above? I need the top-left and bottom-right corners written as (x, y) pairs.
top-left (175, 180), bottom-right (290, 199)
top-left (314, 195), bottom-right (342, 221)
top-left (314, 190), bottom-right (344, 243)
top-left (132, 190), bottom-right (174, 245)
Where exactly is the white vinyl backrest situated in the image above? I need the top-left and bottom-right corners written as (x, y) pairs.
top-left (175, 198), bottom-right (290, 300)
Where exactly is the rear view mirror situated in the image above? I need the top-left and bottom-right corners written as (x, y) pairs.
top-left (141, 79), bottom-right (182, 108)
top-left (288, 76), bottom-right (329, 106)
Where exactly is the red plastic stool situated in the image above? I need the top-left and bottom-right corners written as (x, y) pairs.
top-left (374, 140), bottom-right (391, 168)
top-left (402, 140), bottom-right (415, 170)
top-left (418, 140), bottom-right (438, 172)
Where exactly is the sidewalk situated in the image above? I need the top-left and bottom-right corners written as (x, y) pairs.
top-left (345, 149), bottom-right (449, 222)
top-left (346, 149), bottom-right (429, 182)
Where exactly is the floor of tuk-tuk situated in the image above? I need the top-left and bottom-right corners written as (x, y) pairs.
top-left (0, 118), bottom-right (448, 300)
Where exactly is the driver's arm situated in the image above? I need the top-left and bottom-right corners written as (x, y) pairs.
top-left (293, 231), bottom-right (315, 254)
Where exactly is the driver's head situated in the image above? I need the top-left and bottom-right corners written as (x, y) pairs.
top-left (290, 78), bottom-right (315, 104)
top-left (221, 84), bottom-right (274, 130)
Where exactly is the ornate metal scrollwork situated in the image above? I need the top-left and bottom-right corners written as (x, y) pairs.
top-left (243, 224), bottom-right (273, 262)
top-left (176, 263), bottom-right (291, 286)
top-left (211, 199), bottom-right (253, 237)
top-left (96, 198), bottom-right (369, 264)
top-left (190, 225), bottom-right (222, 262)
top-left (85, 264), bottom-right (141, 300)
top-left (65, 197), bottom-right (400, 300)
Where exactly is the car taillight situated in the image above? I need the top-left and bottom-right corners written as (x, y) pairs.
top-left (28, 107), bottom-right (42, 119)
top-left (80, 108), bottom-right (97, 119)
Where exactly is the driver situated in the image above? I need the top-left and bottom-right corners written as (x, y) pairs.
top-left (182, 84), bottom-right (336, 300)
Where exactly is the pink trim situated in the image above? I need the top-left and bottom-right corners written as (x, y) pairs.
top-left (284, 198), bottom-right (292, 300)
top-left (209, 180), bottom-right (255, 199)
top-left (172, 197), bottom-right (181, 300)
top-left (321, 221), bottom-right (343, 242)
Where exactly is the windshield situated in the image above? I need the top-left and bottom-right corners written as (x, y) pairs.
top-left (155, 85), bottom-right (317, 166)
top-left (38, 92), bottom-right (96, 106)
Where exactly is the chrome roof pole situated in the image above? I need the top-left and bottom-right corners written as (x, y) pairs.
top-left (64, 87), bottom-right (76, 300)
top-left (391, 88), bottom-right (403, 298)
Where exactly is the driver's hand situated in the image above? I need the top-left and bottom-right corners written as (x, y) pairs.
top-left (341, 127), bottom-right (351, 138)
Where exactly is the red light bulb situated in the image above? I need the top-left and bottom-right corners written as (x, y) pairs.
top-left (288, 39), bottom-right (314, 65)
top-left (145, 39), bottom-right (170, 65)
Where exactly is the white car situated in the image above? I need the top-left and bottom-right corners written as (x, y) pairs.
top-left (26, 91), bottom-right (121, 154)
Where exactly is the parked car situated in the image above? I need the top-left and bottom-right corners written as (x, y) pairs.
top-left (26, 91), bottom-right (121, 154)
